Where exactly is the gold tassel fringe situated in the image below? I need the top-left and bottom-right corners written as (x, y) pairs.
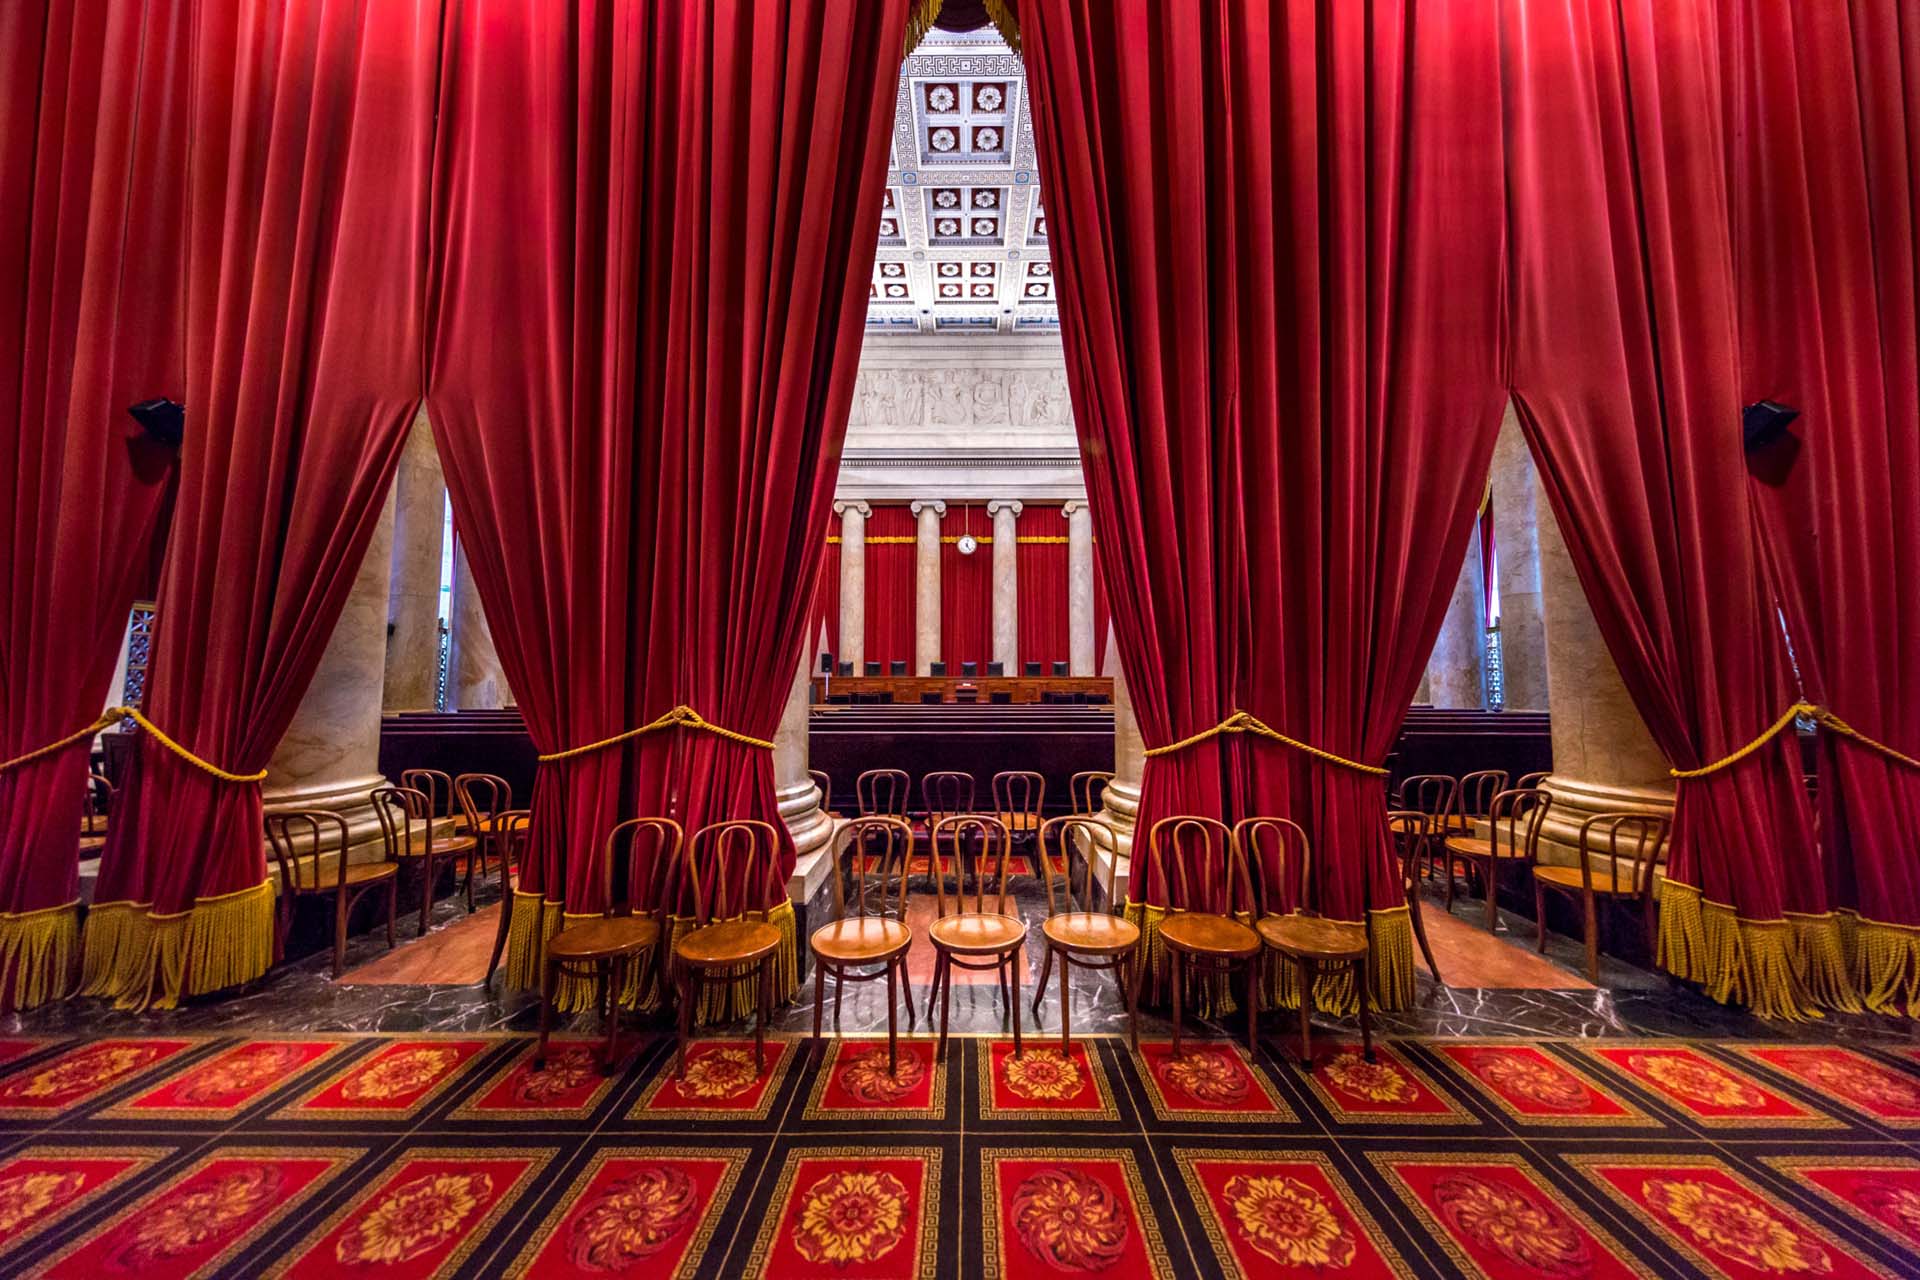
top-left (905, 0), bottom-right (944, 55)
top-left (1657, 882), bottom-right (1826, 1021)
top-left (1839, 911), bottom-right (1920, 1014)
top-left (80, 900), bottom-right (152, 998)
top-left (1786, 912), bottom-right (1860, 1014)
top-left (0, 901), bottom-right (79, 1012)
top-left (79, 882), bottom-right (273, 1010)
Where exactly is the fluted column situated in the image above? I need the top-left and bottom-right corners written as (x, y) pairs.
top-left (1426, 522), bottom-right (1486, 708)
top-left (384, 407), bottom-right (445, 710)
top-left (987, 500), bottom-right (1021, 672)
top-left (835, 500), bottom-right (869, 674)
top-left (1063, 499), bottom-right (1095, 676)
top-left (1489, 403), bottom-right (1548, 710)
top-left (450, 538), bottom-right (508, 709)
top-left (910, 499), bottom-right (945, 676)
top-left (1098, 625), bottom-right (1143, 897)
top-left (775, 641), bottom-right (832, 864)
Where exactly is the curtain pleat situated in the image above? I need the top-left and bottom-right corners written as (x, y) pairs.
top-left (1017, 504), bottom-right (1070, 671)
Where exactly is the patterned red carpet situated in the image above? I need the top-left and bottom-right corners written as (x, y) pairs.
top-left (0, 1030), bottom-right (1916, 1277)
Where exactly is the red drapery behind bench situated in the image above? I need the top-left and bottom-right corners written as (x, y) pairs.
top-left (940, 502), bottom-right (991, 671)
top-left (864, 504), bottom-right (916, 672)
top-left (1017, 504), bottom-right (1069, 672)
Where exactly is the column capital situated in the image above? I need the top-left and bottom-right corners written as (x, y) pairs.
top-left (1061, 499), bottom-right (1088, 517)
top-left (985, 499), bottom-right (1024, 517)
top-left (909, 499), bottom-right (947, 518)
top-left (833, 499), bottom-right (871, 519)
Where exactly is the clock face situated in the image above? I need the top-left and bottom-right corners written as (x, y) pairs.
top-left (957, 534), bottom-right (978, 556)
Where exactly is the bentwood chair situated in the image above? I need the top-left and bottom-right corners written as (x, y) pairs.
top-left (1385, 810), bottom-right (1443, 983)
top-left (810, 817), bottom-right (917, 1072)
top-left (1431, 769), bottom-right (1511, 898)
top-left (266, 810), bottom-right (398, 977)
top-left (400, 768), bottom-right (457, 828)
top-left (1242, 816), bottom-right (1372, 1065)
top-left (1031, 815), bottom-right (1140, 1049)
top-left (1070, 771), bottom-right (1114, 817)
top-left (993, 770), bottom-right (1046, 843)
top-left (454, 772), bottom-right (513, 910)
top-left (809, 769), bottom-right (834, 817)
top-left (1151, 816), bottom-right (1264, 1056)
top-left (1533, 812), bottom-right (1669, 982)
top-left (925, 813), bottom-right (1027, 1055)
top-left (1517, 771), bottom-right (1551, 792)
top-left (79, 771), bottom-right (114, 854)
top-left (920, 770), bottom-right (975, 877)
top-left (483, 810), bottom-right (532, 986)
top-left (672, 820), bottom-right (787, 1077)
top-left (372, 785), bottom-right (479, 936)
top-left (1396, 774), bottom-right (1458, 880)
top-left (539, 817), bottom-right (682, 1071)
top-left (1443, 787), bottom-right (1552, 931)
top-left (857, 768), bottom-right (911, 820)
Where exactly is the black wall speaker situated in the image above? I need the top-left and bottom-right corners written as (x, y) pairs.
top-left (128, 398), bottom-right (185, 447)
top-left (1743, 400), bottom-right (1800, 452)
top-left (820, 653), bottom-right (834, 675)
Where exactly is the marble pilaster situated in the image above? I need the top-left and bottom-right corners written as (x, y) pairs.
top-left (1490, 403), bottom-right (1549, 710)
top-left (1097, 626), bottom-right (1143, 899)
top-left (775, 643), bottom-right (833, 878)
top-left (1426, 523), bottom-right (1487, 709)
top-left (987, 499), bottom-right (1021, 671)
top-left (383, 407), bottom-right (445, 711)
top-left (1064, 500), bottom-right (1095, 676)
top-left (450, 538), bottom-right (508, 710)
top-left (835, 500), bottom-right (869, 673)
top-left (910, 499), bottom-right (945, 676)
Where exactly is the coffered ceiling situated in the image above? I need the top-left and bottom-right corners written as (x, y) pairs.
top-left (867, 28), bottom-right (1056, 336)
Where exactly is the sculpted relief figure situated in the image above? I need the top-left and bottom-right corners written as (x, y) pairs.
top-left (1013, 368), bottom-right (1071, 428)
top-left (926, 369), bottom-right (971, 426)
top-left (970, 369), bottom-right (1011, 425)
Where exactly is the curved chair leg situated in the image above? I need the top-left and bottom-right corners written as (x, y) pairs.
top-left (1170, 951), bottom-right (1185, 1058)
top-left (900, 955), bottom-right (918, 1031)
top-left (482, 884), bottom-right (514, 988)
top-left (1059, 951), bottom-right (1071, 1051)
top-left (1124, 952), bottom-right (1141, 1052)
top-left (935, 954), bottom-right (952, 1055)
top-left (1031, 945), bottom-right (1054, 1019)
top-left (1008, 952), bottom-right (1022, 1058)
top-left (417, 855), bottom-right (435, 937)
top-left (675, 968), bottom-right (696, 1079)
top-left (1245, 956), bottom-right (1259, 1055)
top-left (1296, 957), bottom-right (1315, 1067)
top-left (812, 956), bottom-right (828, 1057)
top-left (1483, 858), bottom-right (1500, 932)
top-left (885, 955), bottom-right (899, 1075)
top-left (1409, 895), bottom-right (1442, 985)
top-left (1534, 880), bottom-right (1550, 953)
top-left (755, 958), bottom-right (770, 1076)
top-left (1356, 956), bottom-right (1374, 1062)
top-left (1582, 891), bottom-right (1601, 984)
top-left (536, 955), bottom-right (555, 1068)
top-left (385, 878), bottom-right (398, 950)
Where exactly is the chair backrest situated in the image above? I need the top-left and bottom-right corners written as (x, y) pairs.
top-left (400, 768), bottom-right (455, 818)
top-left (1385, 809), bottom-right (1430, 903)
top-left (370, 786), bottom-right (431, 861)
top-left (1070, 770), bottom-right (1114, 817)
top-left (265, 809), bottom-right (350, 895)
top-left (921, 771), bottom-right (975, 826)
top-left (856, 768), bottom-right (910, 819)
top-left (1232, 816), bottom-right (1311, 918)
top-left (1036, 815), bottom-right (1122, 918)
top-left (1577, 812), bottom-right (1669, 899)
top-left (831, 816), bottom-right (914, 924)
top-left (1397, 774), bottom-right (1457, 822)
top-left (1488, 788), bottom-right (1553, 862)
top-left (1459, 770), bottom-right (1510, 818)
top-left (928, 813), bottom-right (1013, 918)
top-left (1146, 816), bottom-right (1251, 917)
top-left (992, 770), bottom-right (1044, 823)
top-left (808, 769), bottom-right (832, 814)
top-left (1516, 770), bottom-right (1551, 791)
top-left (605, 816), bottom-right (683, 920)
top-left (454, 772), bottom-right (511, 830)
top-left (683, 820), bottom-right (784, 927)
top-left (83, 771), bottom-right (115, 834)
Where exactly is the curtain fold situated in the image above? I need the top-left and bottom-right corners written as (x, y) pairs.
top-left (0, 0), bottom-right (183, 1011)
top-left (84, 0), bottom-right (435, 1009)
top-left (1022, 0), bottom-right (1506, 1013)
top-left (864, 504), bottom-right (917, 671)
top-left (1017, 503), bottom-right (1069, 671)
top-left (1503, 0), bottom-right (1845, 1019)
top-left (817, 510), bottom-right (840, 664)
top-left (940, 502), bottom-right (992, 671)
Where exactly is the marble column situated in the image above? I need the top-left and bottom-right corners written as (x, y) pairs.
top-left (450, 538), bottom-right (509, 709)
top-left (1535, 472), bottom-right (1675, 862)
top-left (1063, 499), bottom-right (1096, 676)
top-left (262, 485), bottom-right (395, 856)
top-left (1489, 403), bottom-right (1549, 710)
top-left (834, 500), bottom-right (869, 674)
top-left (910, 499), bottom-right (945, 676)
top-left (383, 407), bottom-right (445, 710)
top-left (1097, 625), bottom-right (1144, 898)
top-left (1426, 523), bottom-right (1486, 709)
top-left (987, 500), bottom-right (1021, 672)
top-left (774, 643), bottom-right (833, 868)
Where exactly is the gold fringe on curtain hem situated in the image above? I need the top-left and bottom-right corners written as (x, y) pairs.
top-left (78, 881), bottom-right (274, 1010)
top-left (1838, 910), bottom-right (1920, 1015)
top-left (1124, 902), bottom-right (1414, 1019)
top-left (1656, 882), bottom-right (1858, 1021)
top-left (0, 901), bottom-right (79, 1012)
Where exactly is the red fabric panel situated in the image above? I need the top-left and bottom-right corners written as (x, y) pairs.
top-left (1017, 505), bottom-right (1069, 671)
top-left (1023, 0), bottom-right (1506, 942)
top-left (1093, 538), bottom-right (1109, 675)
top-left (0, 0), bottom-right (182, 1003)
top-left (1504, 0), bottom-right (1826, 1006)
top-left (817, 511), bottom-right (840, 664)
top-left (92, 0), bottom-right (433, 1006)
top-left (940, 503), bottom-right (991, 670)
top-left (1734, 2), bottom-right (1920, 968)
top-left (864, 505), bottom-right (916, 670)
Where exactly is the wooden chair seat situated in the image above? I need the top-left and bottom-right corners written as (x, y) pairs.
top-left (1256, 912), bottom-right (1367, 960)
top-left (391, 832), bottom-right (478, 860)
top-left (548, 915), bottom-right (659, 961)
top-left (999, 811), bottom-right (1040, 832)
top-left (1532, 864), bottom-right (1631, 895)
top-left (1443, 835), bottom-right (1528, 860)
top-left (810, 915), bottom-right (910, 963)
top-left (675, 918), bottom-right (782, 967)
top-left (1158, 911), bottom-right (1260, 959)
top-left (290, 861), bottom-right (399, 894)
top-left (1040, 910), bottom-right (1138, 955)
top-left (78, 833), bottom-right (107, 853)
top-left (928, 911), bottom-right (1026, 954)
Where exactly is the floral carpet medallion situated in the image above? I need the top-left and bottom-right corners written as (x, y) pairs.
top-left (1379, 1154), bottom-right (1649, 1279)
top-left (1431, 1042), bottom-right (1651, 1127)
top-left (1303, 1042), bottom-right (1467, 1124)
top-left (270, 1150), bottom-right (546, 1280)
top-left (453, 1038), bottom-right (619, 1120)
top-left (1575, 1155), bottom-right (1895, 1279)
top-left (1582, 1044), bottom-right (1838, 1128)
top-left (37, 1148), bottom-right (353, 1279)
top-left (806, 1038), bottom-right (945, 1120)
top-left (1134, 1040), bottom-right (1293, 1122)
top-left (982, 1150), bottom-right (1167, 1280)
top-left (0, 1148), bottom-right (160, 1257)
top-left (980, 1039), bottom-right (1117, 1121)
top-left (748, 1148), bottom-right (940, 1279)
top-left (1734, 1046), bottom-right (1920, 1127)
top-left (1176, 1150), bottom-right (1408, 1278)
top-left (513, 1149), bottom-right (747, 1279)
top-left (630, 1038), bottom-right (794, 1120)
top-left (105, 1037), bottom-right (346, 1119)
top-left (1764, 1156), bottom-right (1920, 1255)
top-left (275, 1037), bottom-right (489, 1120)
top-left (0, 1038), bottom-right (193, 1117)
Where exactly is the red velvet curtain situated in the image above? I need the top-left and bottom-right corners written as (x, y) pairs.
top-left (1504, 0), bottom-right (1842, 1019)
top-left (940, 502), bottom-right (992, 670)
top-left (0, 0), bottom-right (182, 1011)
top-left (85, 0), bottom-right (434, 1009)
top-left (1024, 0), bottom-right (1506, 1010)
top-left (1017, 504), bottom-right (1069, 670)
top-left (1733, 0), bottom-right (1920, 1011)
top-left (865, 504), bottom-right (917, 671)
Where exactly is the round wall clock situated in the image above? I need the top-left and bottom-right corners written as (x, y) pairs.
top-left (956, 533), bottom-right (979, 556)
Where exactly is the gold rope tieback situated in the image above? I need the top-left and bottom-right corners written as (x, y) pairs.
top-left (537, 704), bottom-right (774, 764)
top-left (1673, 701), bottom-right (1920, 778)
top-left (0, 706), bottom-right (265, 783)
top-left (1143, 709), bottom-right (1388, 776)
